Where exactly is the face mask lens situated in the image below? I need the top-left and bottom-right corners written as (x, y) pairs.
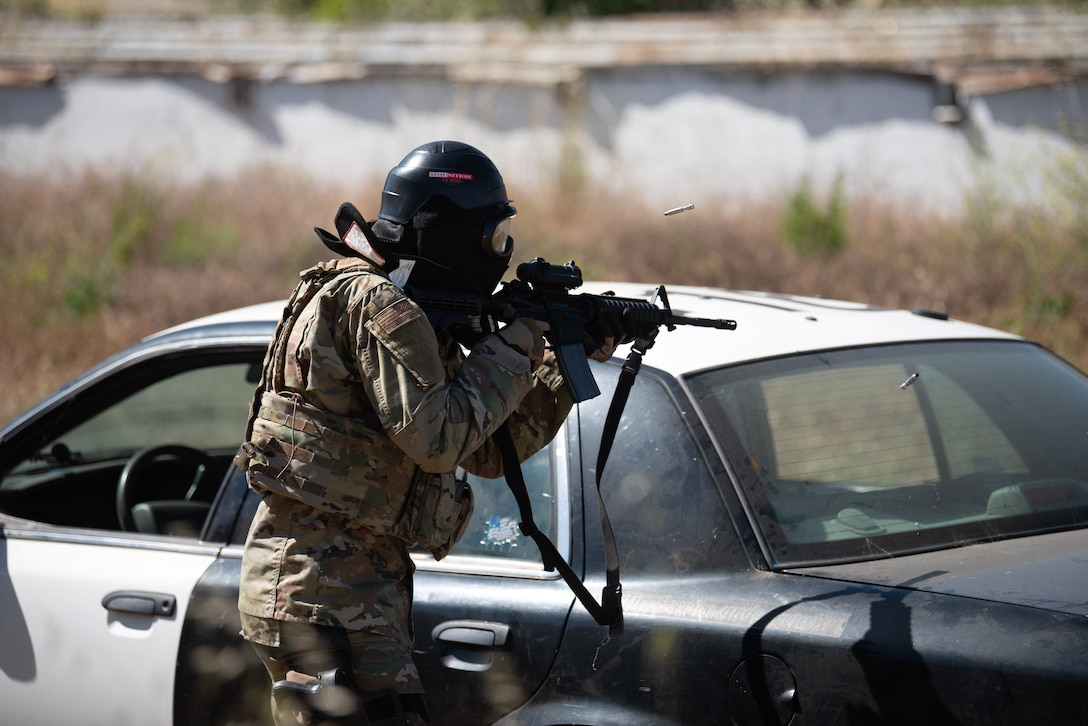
top-left (483, 207), bottom-right (516, 257)
top-left (490, 218), bottom-right (513, 255)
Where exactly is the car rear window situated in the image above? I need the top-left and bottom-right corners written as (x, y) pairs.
top-left (688, 340), bottom-right (1088, 567)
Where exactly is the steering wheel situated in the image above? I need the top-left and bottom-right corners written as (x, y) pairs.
top-left (116, 444), bottom-right (227, 532)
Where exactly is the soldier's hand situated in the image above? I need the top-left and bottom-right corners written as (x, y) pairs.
top-left (587, 336), bottom-right (617, 362)
top-left (498, 318), bottom-right (549, 366)
top-left (585, 299), bottom-right (637, 361)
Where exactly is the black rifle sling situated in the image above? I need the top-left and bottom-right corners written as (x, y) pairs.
top-left (494, 338), bottom-right (655, 638)
top-left (494, 421), bottom-right (624, 638)
top-left (595, 336), bottom-right (654, 489)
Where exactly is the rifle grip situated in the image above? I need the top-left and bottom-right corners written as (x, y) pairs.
top-left (555, 342), bottom-right (601, 402)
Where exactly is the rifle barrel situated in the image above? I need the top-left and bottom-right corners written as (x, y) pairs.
top-left (672, 314), bottom-right (737, 330)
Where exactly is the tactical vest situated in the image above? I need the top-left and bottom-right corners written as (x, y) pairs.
top-left (234, 261), bottom-right (473, 559)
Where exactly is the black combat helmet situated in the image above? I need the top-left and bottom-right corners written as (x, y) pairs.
top-left (320, 141), bottom-right (515, 297)
top-left (378, 140), bottom-right (512, 225)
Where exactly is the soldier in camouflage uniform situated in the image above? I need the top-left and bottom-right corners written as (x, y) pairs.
top-left (235, 141), bottom-right (618, 726)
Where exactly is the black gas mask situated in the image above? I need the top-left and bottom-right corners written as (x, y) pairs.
top-left (315, 141), bottom-right (517, 295)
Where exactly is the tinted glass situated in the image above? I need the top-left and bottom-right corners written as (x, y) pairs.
top-left (11, 362), bottom-right (255, 473)
top-left (229, 441), bottom-right (563, 559)
top-left (2, 360), bottom-right (257, 534)
top-left (580, 363), bottom-right (730, 574)
top-left (688, 341), bottom-right (1088, 566)
top-left (449, 443), bottom-right (560, 564)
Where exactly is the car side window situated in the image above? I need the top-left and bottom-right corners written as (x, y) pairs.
top-left (447, 443), bottom-right (560, 563)
top-left (232, 435), bottom-right (563, 560)
top-left (1, 359), bottom-right (258, 535)
top-left (20, 363), bottom-right (256, 467)
top-left (583, 367), bottom-right (729, 575)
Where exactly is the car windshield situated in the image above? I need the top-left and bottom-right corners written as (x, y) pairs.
top-left (687, 340), bottom-right (1088, 567)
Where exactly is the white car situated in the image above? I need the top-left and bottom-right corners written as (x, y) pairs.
top-left (3, 282), bottom-right (1088, 725)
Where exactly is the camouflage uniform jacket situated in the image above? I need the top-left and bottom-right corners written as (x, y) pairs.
top-left (237, 258), bottom-right (573, 643)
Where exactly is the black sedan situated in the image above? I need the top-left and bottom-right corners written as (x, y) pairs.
top-left (2, 284), bottom-right (1088, 725)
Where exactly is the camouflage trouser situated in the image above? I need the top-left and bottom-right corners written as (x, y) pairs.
top-left (243, 615), bottom-right (427, 725)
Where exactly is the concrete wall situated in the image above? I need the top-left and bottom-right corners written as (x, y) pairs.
top-left (2, 10), bottom-right (1086, 216)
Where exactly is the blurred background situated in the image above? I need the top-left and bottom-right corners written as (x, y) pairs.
top-left (2, 0), bottom-right (1087, 420)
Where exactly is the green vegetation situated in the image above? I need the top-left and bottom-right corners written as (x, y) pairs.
top-left (26, 178), bottom-right (244, 320)
top-left (3, 156), bottom-right (1087, 422)
top-left (781, 174), bottom-right (849, 258)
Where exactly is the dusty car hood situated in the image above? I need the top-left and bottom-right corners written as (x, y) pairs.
top-left (791, 528), bottom-right (1088, 616)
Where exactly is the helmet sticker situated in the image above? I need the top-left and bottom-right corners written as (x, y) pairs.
top-left (428, 171), bottom-right (474, 184)
top-left (344, 221), bottom-right (386, 266)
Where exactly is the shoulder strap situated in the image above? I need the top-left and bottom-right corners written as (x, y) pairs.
top-left (243, 264), bottom-right (346, 440)
top-left (493, 421), bottom-right (623, 638)
top-left (493, 335), bottom-right (656, 639)
top-left (595, 335), bottom-right (654, 488)
top-left (496, 335), bottom-right (658, 637)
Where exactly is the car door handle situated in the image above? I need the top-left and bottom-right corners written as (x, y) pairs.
top-left (431, 620), bottom-right (511, 672)
top-left (101, 590), bottom-right (177, 617)
top-left (432, 620), bottom-right (510, 648)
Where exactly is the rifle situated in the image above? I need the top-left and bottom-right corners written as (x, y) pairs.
top-left (408, 257), bottom-right (737, 402)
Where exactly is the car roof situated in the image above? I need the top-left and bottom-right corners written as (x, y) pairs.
top-left (578, 282), bottom-right (1022, 376)
top-left (153, 282), bottom-right (1021, 376)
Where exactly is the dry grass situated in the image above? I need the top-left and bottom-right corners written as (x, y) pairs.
top-left (3, 166), bottom-right (1087, 422)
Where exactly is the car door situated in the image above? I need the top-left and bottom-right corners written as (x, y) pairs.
top-left (487, 362), bottom-right (767, 725)
top-left (410, 428), bottom-right (579, 726)
top-left (1, 531), bottom-right (221, 725)
top-left (178, 432), bottom-right (581, 726)
top-left (0, 343), bottom-right (264, 725)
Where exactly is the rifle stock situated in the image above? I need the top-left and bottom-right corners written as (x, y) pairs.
top-left (408, 258), bottom-right (736, 402)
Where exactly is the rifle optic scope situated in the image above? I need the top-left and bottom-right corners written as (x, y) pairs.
top-left (517, 258), bottom-right (583, 290)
